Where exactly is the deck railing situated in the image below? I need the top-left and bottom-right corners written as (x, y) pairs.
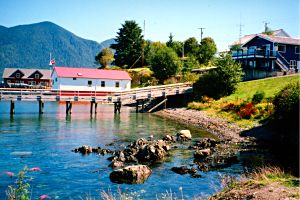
top-left (231, 49), bottom-right (277, 59)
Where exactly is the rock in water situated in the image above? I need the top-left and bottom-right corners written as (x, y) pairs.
top-left (177, 130), bottom-right (192, 141)
top-left (109, 165), bottom-right (152, 184)
top-left (194, 148), bottom-right (212, 159)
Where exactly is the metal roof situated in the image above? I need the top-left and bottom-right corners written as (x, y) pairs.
top-left (53, 67), bottom-right (132, 80)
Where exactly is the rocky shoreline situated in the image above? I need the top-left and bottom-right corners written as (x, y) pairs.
top-left (154, 108), bottom-right (254, 143)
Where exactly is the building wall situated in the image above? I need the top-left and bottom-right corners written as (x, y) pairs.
top-left (275, 44), bottom-right (300, 63)
top-left (4, 78), bottom-right (51, 87)
top-left (244, 37), bottom-right (274, 51)
top-left (51, 71), bottom-right (131, 91)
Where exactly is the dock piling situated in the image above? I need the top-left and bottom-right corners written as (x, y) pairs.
top-left (38, 100), bottom-right (44, 114)
top-left (66, 101), bottom-right (72, 115)
top-left (10, 100), bottom-right (15, 115)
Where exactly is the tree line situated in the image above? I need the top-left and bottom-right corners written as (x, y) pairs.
top-left (95, 20), bottom-right (243, 100)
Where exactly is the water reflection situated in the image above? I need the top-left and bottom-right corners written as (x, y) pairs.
top-left (0, 101), bottom-right (238, 199)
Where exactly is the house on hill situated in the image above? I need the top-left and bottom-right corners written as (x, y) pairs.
top-left (230, 29), bottom-right (300, 80)
top-left (2, 68), bottom-right (52, 88)
top-left (51, 67), bottom-right (131, 91)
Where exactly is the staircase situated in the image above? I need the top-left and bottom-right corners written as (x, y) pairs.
top-left (276, 52), bottom-right (290, 72)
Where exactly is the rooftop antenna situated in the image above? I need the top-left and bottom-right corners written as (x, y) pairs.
top-left (198, 27), bottom-right (205, 42)
top-left (238, 16), bottom-right (244, 45)
top-left (263, 21), bottom-right (270, 33)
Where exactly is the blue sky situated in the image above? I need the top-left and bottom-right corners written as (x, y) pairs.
top-left (0, 0), bottom-right (299, 51)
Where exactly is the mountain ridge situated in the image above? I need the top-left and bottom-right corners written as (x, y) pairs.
top-left (0, 21), bottom-right (115, 79)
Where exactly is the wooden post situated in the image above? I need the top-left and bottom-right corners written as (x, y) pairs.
top-left (10, 100), bottom-right (15, 115)
top-left (114, 101), bottom-right (121, 114)
top-left (94, 102), bottom-right (97, 114)
top-left (141, 100), bottom-right (145, 113)
top-left (90, 101), bottom-right (94, 114)
top-left (39, 100), bottom-right (44, 114)
top-left (164, 97), bottom-right (167, 109)
top-left (66, 101), bottom-right (72, 115)
top-left (136, 100), bottom-right (139, 113)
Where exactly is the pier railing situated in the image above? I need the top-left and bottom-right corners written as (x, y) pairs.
top-left (0, 83), bottom-right (193, 104)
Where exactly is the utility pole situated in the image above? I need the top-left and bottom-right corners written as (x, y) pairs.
top-left (198, 27), bottom-right (205, 42)
top-left (141, 20), bottom-right (145, 67)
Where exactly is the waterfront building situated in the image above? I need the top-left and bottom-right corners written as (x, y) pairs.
top-left (230, 29), bottom-right (300, 80)
top-left (2, 68), bottom-right (52, 88)
top-left (51, 66), bottom-right (131, 91)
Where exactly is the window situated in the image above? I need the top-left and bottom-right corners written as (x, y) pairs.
top-left (73, 77), bottom-right (77, 80)
top-left (88, 80), bottom-right (92, 86)
top-left (115, 81), bottom-right (120, 88)
top-left (35, 74), bottom-right (40, 79)
top-left (295, 46), bottom-right (300, 54)
top-left (16, 73), bottom-right (21, 78)
top-left (278, 44), bottom-right (286, 53)
top-left (101, 81), bottom-right (105, 87)
top-left (55, 78), bottom-right (58, 82)
top-left (290, 60), bottom-right (296, 68)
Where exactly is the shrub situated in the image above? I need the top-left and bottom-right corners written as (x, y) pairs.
top-left (273, 81), bottom-right (300, 121)
top-left (237, 102), bottom-right (256, 119)
top-left (222, 103), bottom-right (237, 112)
top-left (193, 53), bottom-right (243, 100)
top-left (252, 90), bottom-right (265, 104)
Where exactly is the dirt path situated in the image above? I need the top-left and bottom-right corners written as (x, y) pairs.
top-left (209, 181), bottom-right (300, 200)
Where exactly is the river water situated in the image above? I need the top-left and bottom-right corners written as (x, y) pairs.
top-left (0, 102), bottom-right (246, 199)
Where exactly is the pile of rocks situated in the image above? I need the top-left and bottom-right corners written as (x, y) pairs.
top-left (191, 138), bottom-right (239, 171)
top-left (73, 130), bottom-right (241, 184)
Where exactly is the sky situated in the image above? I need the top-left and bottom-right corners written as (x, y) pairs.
top-left (0, 0), bottom-right (299, 52)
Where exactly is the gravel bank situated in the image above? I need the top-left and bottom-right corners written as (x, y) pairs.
top-left (155, 108), bottom-right (251, 143)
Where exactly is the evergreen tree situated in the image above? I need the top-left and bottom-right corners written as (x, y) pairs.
top-left (111, 21), bottom-right (143, 68)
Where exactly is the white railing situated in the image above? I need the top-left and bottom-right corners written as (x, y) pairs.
top-left (0, 83), bottom-right (193, 104)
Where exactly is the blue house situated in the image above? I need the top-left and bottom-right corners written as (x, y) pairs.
top-left (231, 29), bottom-right (300, 80)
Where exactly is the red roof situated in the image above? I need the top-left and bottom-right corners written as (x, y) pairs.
top-left (53, 67), bottom-right (132, 80)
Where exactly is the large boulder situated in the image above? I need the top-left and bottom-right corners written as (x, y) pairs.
top-left (176, 130), bottom-right (192, 141)
top-left (109, 165), bottom-right (152, 184)
top-left (194, 148), bottom-right (211, 159)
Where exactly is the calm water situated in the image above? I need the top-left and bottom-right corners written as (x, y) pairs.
top-left (0, 102), bottom-right (244, 199)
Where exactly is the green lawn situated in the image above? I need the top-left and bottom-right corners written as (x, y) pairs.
top-left (222, 75), bottom-right (300, 102)
top-left (188, 75), bottom-right (300, 128)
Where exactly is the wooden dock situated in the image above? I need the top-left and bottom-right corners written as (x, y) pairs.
top-left (0, 83), bottom-right (193, 114)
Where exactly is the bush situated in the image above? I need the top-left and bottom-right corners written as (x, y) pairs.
top-left (252, 90), bottom-right (265, 104)
top-left (273, 81), bottom-right (300, 121)
top-left (193, 53), bottom-right (243, 100)
top-left (237, 102), bottom-right (256, 119)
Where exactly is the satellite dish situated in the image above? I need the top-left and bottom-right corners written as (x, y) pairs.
top-left (77, 73), bottom-right (83, 76)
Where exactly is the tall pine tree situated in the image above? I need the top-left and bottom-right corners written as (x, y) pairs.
top-left (111, 21), bottom-right (143, 68)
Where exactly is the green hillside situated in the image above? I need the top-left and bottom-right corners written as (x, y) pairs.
top-left (223, 75), bottom-right (300, 101)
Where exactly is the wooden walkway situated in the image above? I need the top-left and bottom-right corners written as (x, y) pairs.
top-left (0, 83), bottom-right (193, 114)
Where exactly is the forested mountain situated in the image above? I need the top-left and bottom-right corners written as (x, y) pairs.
top-left (0, 21), bottom-right (114, 78)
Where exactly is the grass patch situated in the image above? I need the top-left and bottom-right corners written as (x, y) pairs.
top-left (222, 75), bottom-right (300, 101)
top-left (288, 193), bottom-right (300, 198)
top-left (188, 75), bottom-right (299, 128)
top-left (251, 166), bottom-right (300, 188)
